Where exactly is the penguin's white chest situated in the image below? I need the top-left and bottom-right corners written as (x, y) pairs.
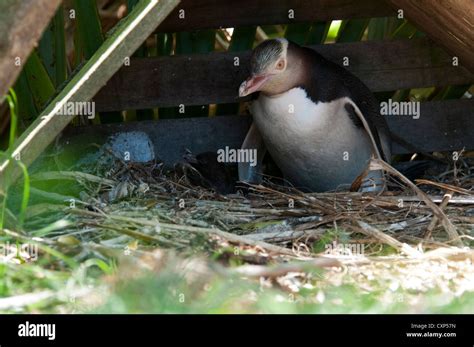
top-left (250, 87), bottom-right (373, 191)
top-left (252, 88), bottom-right (331, 136)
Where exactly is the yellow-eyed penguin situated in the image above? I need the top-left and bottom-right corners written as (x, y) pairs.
top-left (238, 38), bottom-right (391, 192)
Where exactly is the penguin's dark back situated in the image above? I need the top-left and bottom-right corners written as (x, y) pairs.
top-left (288, 41), bottom-right (391, 160)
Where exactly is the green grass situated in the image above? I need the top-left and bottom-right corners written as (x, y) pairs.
top-left (5, 89), bottom-right (18, 150)
top-left (15, 161), bottom-right (30, 228)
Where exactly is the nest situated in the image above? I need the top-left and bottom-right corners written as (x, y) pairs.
top-left (6, 148), bottom-right (470, 312)
top-left (64, 148), bottom-right (474, 259)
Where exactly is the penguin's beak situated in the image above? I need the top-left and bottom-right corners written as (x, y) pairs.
top-left (239, 74), bottom-right (270, 97)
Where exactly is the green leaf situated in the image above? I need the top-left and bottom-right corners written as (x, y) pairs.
top-left (13, 72), bottom-right (38, 122)
top-left (6, 89), bottom-right (18, 150)
top-left (337, 19), bottom-right (370, 43)
top-left (24, 51), bottom-right (55, 112)
top-left (38, 5), bottom-right (67, 87)
top-left (431, 85), bottom-right (472, 100)
top-left (74, 0), bottom-right (103, 59)
top-left (307, 21), bottom-right (330, 44)
top-left (390, 20), bottom-right (417, 39)
top-left (285, 23), bottom-right (311, 45)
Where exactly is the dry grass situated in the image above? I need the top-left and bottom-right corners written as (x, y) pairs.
top-left (3, 149), bottom-right (472, 313)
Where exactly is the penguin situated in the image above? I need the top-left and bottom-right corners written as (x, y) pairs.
top-left (238, 38), bottom-right (392, 192)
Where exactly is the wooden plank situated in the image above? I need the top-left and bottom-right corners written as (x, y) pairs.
top-left (94, 38), bottom-right (474, 112)
top-left (0, 0), bottom-right (61, 100)
top-left (158, 0), bottom-right (395, 32)
top-left (64, 99), bottom-right (474, 167)
top-left (0, 0), bottom-right (181, 189)
top-left (386, 0), bottom-right (474, 73)
top-left (388, 99), bottom-right (474, 154)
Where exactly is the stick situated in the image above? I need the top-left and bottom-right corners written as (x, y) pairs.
top-left (232, 258), bottom-right (341, 278)
top-left (70, 209), bottom-right (307, 257)
top-left (370, 159), bottom-right (463, 247)
top-left (356, 221), bottom-right (421, 257)
top-left (424, 190), bottom-right (454, 239)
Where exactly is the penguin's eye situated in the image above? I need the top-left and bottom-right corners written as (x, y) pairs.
top-left (276, 60), bottom-right (285, 70)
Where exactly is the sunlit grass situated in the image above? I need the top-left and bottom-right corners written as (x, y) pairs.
top-left (6, 89), bottom-right (18, 149)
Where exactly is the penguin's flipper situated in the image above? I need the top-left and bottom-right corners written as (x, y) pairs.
top-left (238, 122), bottom-right (267, 183)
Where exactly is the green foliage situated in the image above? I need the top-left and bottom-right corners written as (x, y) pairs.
top-left (432, 85), bottom-right (472, 100)
top-left (337, 19), bottom-right (370, 43)
top-left (0, 187), bottom-right (6, 231)
top-left (285, 23), bottom-right (311, 45)
top-left (13, 71), bottom-right (38, 123)
top-left (368, 17), bottom-right (402, 41)
top-left (16, 161), bottom-right (30, 228)
top-left (391, 20), bottom-right (417, 39)
top-left (24, 51), bottom-right (55, 113)
top-left (6, 89), bottom-right (18, 150)
top-left (326, 20), bottom-right (343, 41)
top-left (307, 21), bottom-right (330, 44)
top-left (38, 6), bottom-right (67, 87)
top-left (73, 0), bottom-right (103, 59)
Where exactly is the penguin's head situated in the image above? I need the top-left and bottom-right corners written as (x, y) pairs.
top-left (239, 38), bottom-right (292, 97)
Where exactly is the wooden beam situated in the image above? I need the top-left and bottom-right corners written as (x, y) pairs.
top-left (388, 99), bottom-right (474, 154)
top-left (63, 99), bottom-right (474, 167)
top-left (0, 0), bottom-right (181, 189)
top-left (158, 0), bottom-right (395, 32)
top-left (94, 38), bottom-right (474, 112)
top-left (0, 0), bottom-right (61, 100)
top-left (385, 0), bottom-right (474, 73)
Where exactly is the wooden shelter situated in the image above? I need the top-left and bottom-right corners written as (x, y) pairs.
top-left (1, 0), bottom-right (473, 182)
top-left (87, 0), bottom-right (474, 166)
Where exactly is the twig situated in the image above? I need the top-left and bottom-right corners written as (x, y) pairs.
top-left (424, 190), bottom-right (454, 239)
top-left (70, 209), bottom-right (309, 257)
top-left (415, 179), bottom-right (472, 195)
top-left (232, 258), bottom-right (341, 278)
top-left (31, 171), bottom-right (116, 186)
top-left (373, 195), bottom-right (474, 205)
top-left (356, 221), bottom-right (421, 257)
top-left (371, 159), bottom-right (463, 247)
top-left (89, 223), bottom-right (183, 248)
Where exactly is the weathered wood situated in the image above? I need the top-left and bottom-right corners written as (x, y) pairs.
top-left (158, 0), bottom-right (395, 32)
top-left (94, 38), bottom-right (474, 111)
top-left (386, 0), bottom-right (474, 73)
top-left (387, 99), bottom-right (474, 154)
top-left (0, 0), bottom-right (181, 189)
top-left (0, 0), bottom-right (61, 100)
top-left (63, 99), bottom-right (474, 167)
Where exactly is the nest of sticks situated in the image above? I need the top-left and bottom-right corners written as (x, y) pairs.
top-left (64, 148), bottom-right (474, 259)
